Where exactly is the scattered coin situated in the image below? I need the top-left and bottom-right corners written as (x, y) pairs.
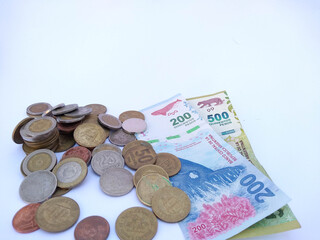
top-left (55, 134), bottom-right (76, 152)
top-left (52, 104), bottom-right (78, 116)
top-left (74, 216), bottom-right (110, 240)
top-left (41, 103), bottom-right (65, 117)
top-left (12, 203), bottom-right (41, 233)
top-left (122, 118), bottom-right (147, 134)
top-left (155, 152), bottom-right (181, 176)
top-left (98, 113), bottom-right (122, 130)
top-left (56, 115), bottom-right (85, 124)
top-left (119, 110), bottom-right (145, 122)
top-left (134, 165), bottom-right (169, 187)
top-left (109, 129), bottom-right (136, 146)
top-left (65, 106), bottom-right (92, 118)
top-left (122, 140), bottom-right (153, 157)
top-left (57, 121), bottom-right (82, 134)
top-left (51, 187), bottom-right (72, 198)
top-left (19, 170), bottom-right (57, 203)
top-left (22, 149), bottom-right (57, 175)
top-left (61, 146), bottom-right (92, 165)
top-left (136, 173), bottom-right (172, 206)
top-left (123, 145), bottom-right (157, 170)
top-left (100, 168), bottom-right (133, 196)
top-left (91, 150), bottom-right (124, 175)
top-left (85, 104), bottom-right (107, 115)
top-left (74, 123), bottom-right (107, 149)
top-left (26, 102), bottom-right (52, 116)
top-left (12, 117), bottom-right (34, 144)
top-left (83, 114), bottom-right (99, 124)
top-left (115, 207), bottom-right (157, 240)
top-left (24, 117), bottom-right (57, 138)
top-left (92, 143), bottom-right (122, 156)
top-left (35, 196), bottom-right (80, 232)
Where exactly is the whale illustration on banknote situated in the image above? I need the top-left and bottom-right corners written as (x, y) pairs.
top-left (151, 99), bottom-right (182, 116)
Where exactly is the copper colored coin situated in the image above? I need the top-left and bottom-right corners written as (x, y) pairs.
top-left (119, 110), bottom-right (145, 122)
top-left (12, 203), bottom-right (41, 233)
top-left (122, 140), bottom-right (153, 157)
top-left (155, 152), bottom-right (181, 176)
top-left (74, 215), bottom-right (110, 240)
top-left (61, 146), bottom-right (92, 165)
top-left (55, 134), bottom-right (76, 152)
top-left (12, 117), bottom-right (34, 144)
top-left (85, 104), bottom-right (107, 115)
top-left (57, 121), bottom-right (82, 134)
top-left (109, 129), bottom-right (136, 146)
top-left (27, 102), bottom-right (52, 116)
top-left (98, 114), bottom-right (122, 130)
top-left (124, 145), bottom-right (157, 170)
top-left (122, 118), bottom-right (147, 134)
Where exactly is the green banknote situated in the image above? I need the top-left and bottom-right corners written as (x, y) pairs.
top-left (187, 91), bottom-right (300, 239)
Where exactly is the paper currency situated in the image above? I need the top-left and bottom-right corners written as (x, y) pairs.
top-left (136, 94), bottom-right (290, 240)
top-left (187, 91), bottom-right (301, 238)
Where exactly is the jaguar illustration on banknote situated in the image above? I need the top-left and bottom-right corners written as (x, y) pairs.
top-left (197, 97), bottom-right (224, 108)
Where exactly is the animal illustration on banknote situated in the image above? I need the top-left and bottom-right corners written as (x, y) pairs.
top-left (151, 99), bottom-right (182, 116)
top-left (197, 97), bottom-right (224, 108)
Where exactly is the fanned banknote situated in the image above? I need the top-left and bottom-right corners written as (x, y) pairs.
top-left (136, 94), bottom-right (290, 240)
top-left (187, 91), bottom-right (301, 238)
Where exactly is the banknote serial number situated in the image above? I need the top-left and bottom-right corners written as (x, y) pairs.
top-left (192, 223), bottom-right (206, 233)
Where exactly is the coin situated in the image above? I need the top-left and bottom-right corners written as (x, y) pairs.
top-left (119, 110), bottom-right (145, 122)
top-left (12, 203), bottom-right (41, 233)
top-left (122, 140), bottom-right (153, 157)
top-left (115, 207), bottom-right (157, 240)
top-left (98, 113), bottom-right (122, 130)
top-left (91, 150), bottom-right (124, 175)
top-left (85, 104), bottom-right (107, 115)
top-left (19, 170), bottom-right (57, 203)
top-left (42, 103), bottom-right (65, 117)
top-left (74, 123), bottom-right (107, 148)
top-left (134, 165), bottom-right (169, 187)
top-left (51, 187), bottom-right (71, 197)
top-left (24, 117), bottom-right (57, 138)
top-left (65, 106), bottom-right (92, 118)
top-left (22, 149), bottom-right (57, 175)
top-left (12, 117), bottom-right (34, 144)
top-left (52, 157), bottom-right (88, 189)
top-left (155, 153), bottom-right (181, 176)
top-left (92, 143), bottom-right (122, 156)
top-left (100, 168), bottom-right (133, 196)
top-left (52, 104), bottom-right (78, 115)
top-left (61, 146), bottom-right (92, 165)
top-left (20, 158), bottom-right (27, 176)
top-left (122, 118), bottom-right (147, 134)
top-left (83, 114), bottom-right (99, 124)
top-left (109, 129), bottom-right (136, 146)
top-left (74, 216), bottom-right (110, 240)
top-left (35, 196), bottom-right (80, 232)
top-left (27, 102), bottom-right (52, 116)
top-left (136, 173), bottom-right (172, 206)
top-left (123, 145), bottom-right (157, 170)
top-left (56, 115), bottom-right (85, 124)
top-left (57, 121), bottom-right (82, 134)
top-left (55, 134), bottom-right (76, 152)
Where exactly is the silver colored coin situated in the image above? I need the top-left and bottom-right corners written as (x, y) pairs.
top-left (52, 104), bottom-right (78, 116)
top-left (56, 162), bottom-right (81, 183)
top-left (22, 149), bottom-right (57, 175)
top-left (100, 168), bottom-right (133, 196)
top-left (92, 143), bottom-right (122, 156)
top-left (26, 102), bottom-right (52, 116)
top-left (122, 118), bottom-right (147, 134)
top-left (56, 115), bottom-right (85, 124)
top-left (24, 117), bottom-right (57, 138)
top-left (41, 103), bottom-right (65, 117)
top-left (64, 106), bottom-right (92, 118)
top-left (91, 150), bottom-right (124, 175)
top-left (109, 129), bottom-right (136, 146)
top-left (98, 114), bottom-right (122, 130)
top-left (19, 170), bottom-right (57, 203)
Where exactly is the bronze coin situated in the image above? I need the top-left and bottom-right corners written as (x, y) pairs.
top-left (155, 152), bottom-right (181, 176)
top-left (109, 129), bottom-right (136, 146)
top-left (12, 203), bottom-right (41, 233)
top-left (98, 113), bottom-right (122, 130)
top-left (133, 165), bottom-right (169, 187)
top-left (151, 186), bottom-right (191, 223)
top-left (119, 110), bottom-right (145, 122)
top-left (51, 187), bottom-right (71, 198)
top-left (74, 216), bottom-right (110, 240)
top-left (82, 114), bottom-right (99, 124)
top-left (12, 117), bottom-right (34, 144)
top-left (122, 140), bottom-right (153, 157)
top-left (27, 102), bottom-right (52, 116)
top-left (57, 121), bottom-right (82, 134)
top-left (55, 134), bottom-right (76, 152)
top-left (124, 145), bottom-right (157, 170)
top-left (85, 104), bottom-right (107, 115)
top-left (116, 207), bottom-right (157, 240)
top-left (74, 123), bottom-right (107, 148)
top-left (61, 146), bottom-right (92, 165)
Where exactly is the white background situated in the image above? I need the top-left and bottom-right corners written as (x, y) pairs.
top-left (0, 0), bottom-right (319, 239)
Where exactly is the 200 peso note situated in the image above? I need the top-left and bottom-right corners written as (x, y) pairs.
top-left (136, 94), bottom-right (290, 240)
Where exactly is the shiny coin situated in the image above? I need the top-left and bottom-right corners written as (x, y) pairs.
top-left (61, 146), bottom-right (92, 165)
top-left (119, 110), bottom-right (145, 122)
top-left (122, 118), bottom-right (147, 134)
top-left (55, 134), bottom-right (76, 152)
top-left (56, 115), bottom-right (85, 124)
top-left (91, 150), bottom-right (124, 175)
top-left (151, 186), bottom-right (191, 223)
top-left (155, 152), bottom-right (181, 176)
top-left (134, 165), bottom-right (169, 187)
top-left (85, 104), bottom-right (107, 115)
top-left (19, 170), bottom-right (57, 203)
top-left (74, 123), bottom-right (107, 149)
top-left (65, 106), bottom-right (92, 118)
top-left (122, 140), bottom-right (153, 157)
top-left (136, 173), bottom-right (172, 206)
top-left (52, 157), bottom-right (88, 189)
top-left (92, 143), bottom-right (122, 156)
top-left (52, 104), bottom-right (78, 115)
top-left (22, 149), bottom-right (57, 175)
top-left (24, 117), bottom-right (56, 138)
top-left (74, 216), bottom-right (110, 240)
top-left (116, 207), bottom-right (157, 240)
top-left (109, 129), bottom-right (136, 146)
top-left (51, 187), bottom-right (72, 198)
top-left (27, 102), bottom-right (52, 116)
top-left (41, 103), bottom-right (65, 117)
top-left (35, 196), bottom-right (80, 232)
top-left (124, 145), bottom-right (157, 170)
top-left (12, 117), bottom-right (34, 144)
top-left (98, 113), bottom-right (122, 130)
top-left (12, 203), bottom-right (41, 233)
top-left (100, 168), bottom-right (133, 196)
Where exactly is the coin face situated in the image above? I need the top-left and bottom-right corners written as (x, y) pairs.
top-left (22, 149), bottom-right (57, 175)
top-left (115, 207), bottom-right (157, 240)
top-left (52, 157), bottom-right (88, 189)
top-left (35, 197), bottom-right (80, 232)
top-left (65, 106), bottom-right (92, 118)
top-left (74, 123), bottom-right (107, 148)
top-left (56, 115), bottom-right (85, 124)
top-left (136, 173), bottom-right (172, 206)
top-left (151, 186), bottom-right (191, 223)
top-left (12, 117), bottom-right (34, 144)
top-left (52, 104), bottom-right (78, 116)
top-left (24, 117), bottom-right (56, 137)
top-left (155, 152), bottom-right (181, 176)
top-left (27, 102), bottom-right (52, 116)
top-left (92, 143), bottom-right (122, 156)
top-left (55, 134), bottom-right (76, 152)
top-left (74, 216), bottom-right (110, 240)
top-left (85, 104), bottom-right (107, 115)
top-left (61, 146), bottom-right (92, 165)
top-left (109, 129), bottom-right (136, 146)
top-left (98, 113), bottom-right (122, 130)
top-left (134, 165), bottom-right (169, 187)
top-left (122, 140), bottom-right (153, 157)
top-left (123, 145), bottom-right (157, 170)
top-left (19, 170), bottom-right (57, 203)
top-left (12, 203), bottom-right (41, 233)
top-left (119, 110), bottom-right (145, 122)
top-left (100, 168), bottom-right (133, 196)
top-left (122, 118), bottom-right (147, 134)
top-left (91, 150), bottom-right (124, 175)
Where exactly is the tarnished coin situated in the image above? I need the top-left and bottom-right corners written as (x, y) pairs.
top-left (100, 168), bottom-right (133, 196)
top-left (74, 123), bottom-right (107, 148)
top-left (51, 187), bottom-right (71, 198)
top-left (24, 117), bottom-right (56, 138)
top-left (151, 186), bottom-right (191, 222)
top-left (55, 134), bottom-right (76, 152)
top-left (109, 129), bottom-right (136, 146)
top-left (22, 149), bottom-right (57, 175)
top-left (83, 114), bottom-right (99, 124)
top-left (35, 196), bottom-right (80, 232)
top-left (52, 104), bottom-right (78, 115)
top-left (65, 106), bottom-right (92, 118)
top-left (57, 121), bottom-right (82, 134)
top-left (136, 173), bottom-right (172, 206)
top-left (56, 115), bottom-right (85, 124)
top-left (12, 203), bottom-right (41, 233)
top-left (122, 118), bottom-right (147, 134)
top-left (12, 117), bottom-right (34, 144)
top-left (74, 216), bottom-right (110, 240)
top-left (27, 102), bottom-right (52, 116)
top-left (116, 207), bottom-right (157, 240)
top-left (61, 146), bottom-right (92, 165)
top-left (92, 143), bottom-right (122, 156)
top-left (122, 140), bottom-right (153, 157)
top-left (41, 103), bottom-right (65, 117)
top-left (119, 110), bottom-right (145, 122)
top-left (19, 170), bottom-right (57, 203)
top-left (98, 113), bottom-right (122, 130)
top-left (85, 104), bottom-right (107, 115)
top-left (52, 157), bottom-right (88, 189)
top-left (20, 158), bottom-right (26, 176)
top-left (124, 145), bottom-right (157, 170)
top-left (91, 150), bottom-right (124, 175)
top-left (134, 165), bottom-right (169, 187)
top-left (155, 153), bottom-right (181, 176)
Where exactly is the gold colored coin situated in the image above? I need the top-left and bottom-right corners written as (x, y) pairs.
top-left (29, 118), bottom-right (53, 133)
top-left (122, 140), bottom-right (153, 157)
top-left (124, 145), bottom-right (157, 170)
top-left (55, 134), bottom-right (76, 152)
top-left (51, 187), bottom-right (71, 198)
top-left (119, 110), bottom-right (145, 122)
top-left (134, 165), bottom-right (169, 187)
top-left (74, 123), bottom-right (107, 148)
top-left (12, 117), bottom-right (34, 144)
top-left (116, 207), bottom-right (157, 240)
top-left (151, 186), bottom-right (191, 223)
top-left (136, 173), bottom-right (172, 206)
top-left (155, 152), bottom-right (181, 176)
top-left (35, 196), bottom-right (80, 232)
top-left (22, 143), bottom-right (37, 155)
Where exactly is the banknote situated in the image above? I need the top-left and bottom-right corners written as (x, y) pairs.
top-left (136, 94), bottom-right (290, 240)
top-left (187, 91), bottom-right (301, 238)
